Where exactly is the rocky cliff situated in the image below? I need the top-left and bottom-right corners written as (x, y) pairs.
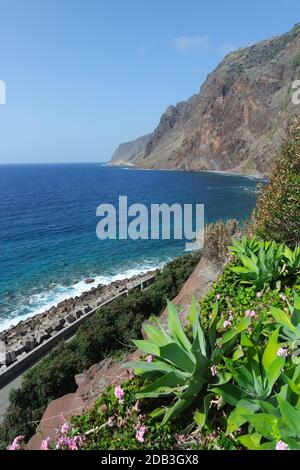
top-left (110, 24), bottom-right (300, 175)
top-left (110, 133), bottom-right (151, 165)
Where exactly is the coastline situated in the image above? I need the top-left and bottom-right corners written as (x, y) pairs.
top-left (0, 269), bottom-right (159, 377)
top-left (106, 161), bottom-right (267, 180)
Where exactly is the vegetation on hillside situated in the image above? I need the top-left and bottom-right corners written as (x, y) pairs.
top-left (251, 118), bottom-right (300, 247)
top-left (37, 238), bottom-right (300, 451)
top-left (0, 252), bottom-right (200, 449)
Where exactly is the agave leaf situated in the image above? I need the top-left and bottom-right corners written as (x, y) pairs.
top-left (241, 254), bottom-right (259, 273)
top-left (159, 343), bottom-right (195, 373)
top-left (232, 345), bottom-right (244, 361)
top-left (194, 393), bottom-right (214, 429)
top-left (231, 266), bottom-right (253, 275)
top-left (123, 360), bottom-right (174, 375)
top-left (219, 317), bottom-right (251, 346)
top-left (191, 329), bottom-right (208, 376)
top-left (227, 399), bottom-right (260, 433)
top-left (238, 433), bottom-right (262, 450)
top-left (285, 438), bottom-right (300, 450)
top-left (269, 307), bottom-right (298, 334)
top-left (258, 400), bottom-right (280, 416)
top-left (240, 332), bottom-right (255, 348)
top-left (143, 323), bottom-right (172, 347)
top-left (277, 395), bottom-right (300, 436)
top-left (291, 292), bottom-right (300, 327)
top-left (208, 302), bottom-right (219, 350)
top-left (167, 300), bottom-right (192, 351)
top-left (132, 339), bottom-right (160, 357)
top-left (136, 371), bottom-right (187, 399)
top-left (209, 383), bottom-right (247, 407)
top-left (213, 371), bottom-right (232, 386)
top-left (181, 374), bottom-right (207, 400)
top-left (161, 396), bottom-right (194, 426)
top-left (262, 328), bottom-right (280, 372)
top-left (242, 413), bottom-right (277, 440)
top-left (266, 356), bottom-right (285, 393)
top-left (256, 442), bottom-right (276, 450)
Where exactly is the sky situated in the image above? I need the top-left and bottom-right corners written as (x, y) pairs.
top-left (0, 0), bottom-right (299, 164)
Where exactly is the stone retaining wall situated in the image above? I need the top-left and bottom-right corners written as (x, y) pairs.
top-left (0, 272), bottom-right (157, 389)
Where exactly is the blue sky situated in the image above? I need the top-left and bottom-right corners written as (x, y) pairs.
top-left (0, 0), bottom-right (299, 164)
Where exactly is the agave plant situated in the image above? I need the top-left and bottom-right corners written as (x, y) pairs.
top-left (229, 236), bottom-right (260, 257)
top-left (230, 240), bottom-right (284, 290)
top-left (270, 292), bottom-right (300, 351)
top-left (282, 245), bottom-right (300, 278)
top-left (210, 329), bottom-right (287, 432)
top-left (124, 298), bottom-right (247, 425)
top-left (239, 389), bottom-right (300, 450)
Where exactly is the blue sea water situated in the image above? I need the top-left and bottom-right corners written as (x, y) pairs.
top-left (0, 163), bottom-right (260, 331)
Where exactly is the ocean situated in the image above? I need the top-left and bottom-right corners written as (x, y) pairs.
top-left (0, 163), bottom-right (260, 331)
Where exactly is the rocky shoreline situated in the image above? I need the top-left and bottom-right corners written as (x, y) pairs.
top-left (0, 270), bottom-right (158, 373)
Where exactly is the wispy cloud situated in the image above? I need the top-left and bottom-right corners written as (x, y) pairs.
top-left (171, 35), bottom-right (211, 53)
top-left (171, 35), bottom-right (237, 57)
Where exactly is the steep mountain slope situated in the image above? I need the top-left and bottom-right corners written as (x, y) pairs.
top-left (110, 133), bottom-right (151, 165)
top-left (110, 24), bottom-right (300, 175)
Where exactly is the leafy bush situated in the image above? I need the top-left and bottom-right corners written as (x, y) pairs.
top-left (230, 240), bottom-right (285, 289)
top-left (0, 252), bottom-right (201, 449)
top-left (251, 118), bottom-right (300, 247)
top-left (203, 219), bottom-right (241, 265)
top-left (270, 292), bottom-right (300, 349)
top-left (229, 237), bottom-right (300, 290)
top-left (240, 390), bottom-right (300, 450)
top-left (125, 299), bottom-right (242, 427)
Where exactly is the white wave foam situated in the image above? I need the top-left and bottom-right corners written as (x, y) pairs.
top-left (0, 261), bottom-right (167, 333)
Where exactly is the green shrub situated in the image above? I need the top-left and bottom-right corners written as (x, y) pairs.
top-left (229, 237), bottom-right (300, 290)
top-left (203, 219), bottom-right (241, 265)
top-left (251, 118), bottom-right (300, 247)
top-left (0, 252), bottom-right (201, 449)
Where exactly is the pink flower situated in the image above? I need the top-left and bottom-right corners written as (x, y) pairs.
top-left (210, 364), bottom-right (218, 376)
top-left (146, 355), bottom-right (153, 363)
top-left (136, 425), bottom-right (148, 443)
top-left (61, 422), bottom-right (69, 435)
top-left (277, 347), bottom-right (288, 357)
top-left (108, 416), bottom-right (115, 427)
top-left (276, 440), bottom-right (289, 450)
top-left (216, 294), bottom-right (221, 300)
top-left (128, 368), bottom-right (135, 379)
top-left (256, 291), bottom-right (263, 298)
top-left (8, 435), bottom-right (24, 451)
top-left (280, 293), bottom-right (287, 301)
top-left (228, 311), bottom-right (234, 321)
top-left (114, 385), bottom-right (124, 404)
top-left (40, 437), bottom-right (51, 450)
top-left (245, 310), bottom-right (256, 318)
top-left (56, 435), bottom-right (81, 451)
top-left (223, 320), bottom-right (231, 329)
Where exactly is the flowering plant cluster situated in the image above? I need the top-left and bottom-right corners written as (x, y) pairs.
top-left (8, 420), bottom-right (83, 451)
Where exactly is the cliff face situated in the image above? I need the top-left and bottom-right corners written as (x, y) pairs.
top-left (110, 24), bottom-right (300, 175)
top-left (110, 133), bottom-right (151, 165)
